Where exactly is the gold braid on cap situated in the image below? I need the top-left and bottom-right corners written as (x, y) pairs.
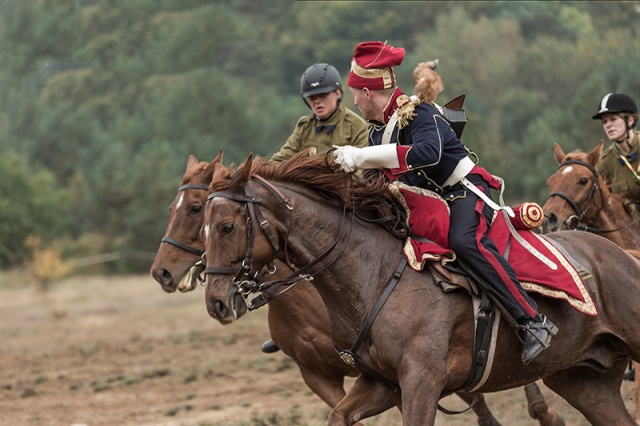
top-left (395, 94), bottom-right (420, 129)
top-left (350, 60), bottom-right (395, 89)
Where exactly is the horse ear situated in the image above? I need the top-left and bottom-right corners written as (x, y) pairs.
top-left (211, 162), bottom-right (226, 184)
top-left (587, 140), bottom-right (604, 166)
top-left (186, 155), bottom-right (200, 173)
top-left (553, 143), bottom-right (566, 164)
top-left (212, 150), bottom-right (224, 165)
top-left (230, 154), bottom-right (253, 189)
top-left (203, 155), bottom-right (222, 180)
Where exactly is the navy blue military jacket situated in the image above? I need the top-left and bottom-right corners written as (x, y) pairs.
top-left (369, 100), bottom-right (469, 193)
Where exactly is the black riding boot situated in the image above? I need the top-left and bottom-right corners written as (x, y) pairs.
top-left (521, 314), bottom-right (558, 365)
top-left (261, 339), bottom-right (280, 354)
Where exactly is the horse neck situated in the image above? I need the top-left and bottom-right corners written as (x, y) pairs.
top-left (592, 192), bottom-right (640, 250)
top-left (275, 184), bottom-right (404, 337)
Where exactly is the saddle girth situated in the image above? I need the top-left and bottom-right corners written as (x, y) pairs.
top-left (427, 259), bottom-right (502, 393)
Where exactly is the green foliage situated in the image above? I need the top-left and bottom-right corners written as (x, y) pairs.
top-left (0, 151), bottom-right (69, 267)
top-left (0, 1), bottom-right (638, 271)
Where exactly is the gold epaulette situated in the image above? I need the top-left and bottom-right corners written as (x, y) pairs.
top-left (395, 94), bottom-right (421, 129)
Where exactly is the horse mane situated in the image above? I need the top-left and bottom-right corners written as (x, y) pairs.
top-left (212, 150), bottom-right (409, 238)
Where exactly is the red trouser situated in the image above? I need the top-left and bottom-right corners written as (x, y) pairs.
top-left (445, 173), bottom-right (538, 322)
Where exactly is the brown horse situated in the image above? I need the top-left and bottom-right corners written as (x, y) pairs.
top-left (150, 153), bottom-right (363, 412)
top-left (201, 153), bottom-right (640, 425)
top-left (542, 140), bottom-right (640, 250)
top-left (542, 140), bottom-right (640, 421)
top-left (150, 154), bottom-right (565, 425)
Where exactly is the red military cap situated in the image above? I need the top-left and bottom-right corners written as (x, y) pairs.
top-left (348, 41), bottom-right (406, 90)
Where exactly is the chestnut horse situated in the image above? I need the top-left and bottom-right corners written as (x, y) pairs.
top-left (150, 153), bottom-right (362, 413)
top-left (543, 140), bottom-right (640, 421)
top-left (201, 153), bottom-right (639, 425)
top-left (151, 154), bottom-right (563, 425)
top-left (543, 139), bottom-right (640, 250)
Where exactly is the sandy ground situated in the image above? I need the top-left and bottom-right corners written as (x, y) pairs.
top-left (0, 271), bottom-right (636, 426)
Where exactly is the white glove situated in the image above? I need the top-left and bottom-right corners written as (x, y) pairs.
top-left (333, 144), bottom-right (400, 173)
top-left (333, 145), bottom-right (358, 173)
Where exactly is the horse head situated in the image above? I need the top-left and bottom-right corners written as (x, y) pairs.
top-left (542, 140), bottom-right (607, 232)
top-left (150, 151), bottom-right (222, 293)
top-left (202, 155), bottom-right (284, 324)
top-left (201, 150), bottom-right (397, 325)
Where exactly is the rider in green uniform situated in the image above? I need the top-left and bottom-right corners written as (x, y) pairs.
top-left (263, 64), bottom-right (368, 354)
top-left (593, 92), bottom-right (639, 381)
top-left (593, 93), bottom-right (640, 220)
top-left (270, 63), bottom-right (368, 163)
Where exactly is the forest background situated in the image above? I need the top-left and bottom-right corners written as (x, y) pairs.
top-left (0, 0), bottom-right (638, 273)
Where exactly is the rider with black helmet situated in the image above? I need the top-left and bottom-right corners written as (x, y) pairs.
top-left (263, 63), bottom-right (368, 354)
top-left (593, 92), bottom-right (640, 219)
top-left (270, 63), bottom-right (368, 163)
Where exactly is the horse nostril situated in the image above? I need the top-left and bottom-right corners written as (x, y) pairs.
top-left (214, 299), bottom-right (228, 318)
top-left (546, 214), bottom-right (558, 229)
top-left (159, 268), bottom-right (173, 286)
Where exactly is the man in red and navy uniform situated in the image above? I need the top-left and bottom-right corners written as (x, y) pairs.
top-left (333, 41), bottom-right (558, 365)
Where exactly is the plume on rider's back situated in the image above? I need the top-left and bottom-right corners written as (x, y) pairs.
top-left (412, 60), bottom-right (443, 104)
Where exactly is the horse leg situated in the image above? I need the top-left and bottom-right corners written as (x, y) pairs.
top-left (634, 361), bottom-right (640, 423)
top-left (523, 382), bottom-right (565, 426)
top-left (455, 391), bottom-right (502, 426)
top-left (296, 364), bottom-right (348, 408)
top-left (327, 374), bottom-right (400, 426)
top-left (543, 363), bottom-right (636, 426)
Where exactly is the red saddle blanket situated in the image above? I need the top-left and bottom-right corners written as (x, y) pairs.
top-left (388, 183), bottom-right (597, 316)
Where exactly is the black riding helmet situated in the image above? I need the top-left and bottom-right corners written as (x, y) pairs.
top-left (300, 63), bottom-right (343, 108)
top-left (592, 93), bottom-right (638, 121)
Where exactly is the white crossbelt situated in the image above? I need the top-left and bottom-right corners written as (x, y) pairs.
top-left (460, 177), bottom-right (515, 218)
top-left (443, 156), bottom-right (475, 188)
top-left (381, 111), bottom-right (398, 145)
top-left (460, 175), bottom-right (557, 270)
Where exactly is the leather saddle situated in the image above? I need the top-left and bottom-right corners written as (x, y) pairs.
top-left (428, 259), bottom-right (479, 297)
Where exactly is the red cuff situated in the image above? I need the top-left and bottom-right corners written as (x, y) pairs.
top-left (383, 145), bottom-right (411, 180)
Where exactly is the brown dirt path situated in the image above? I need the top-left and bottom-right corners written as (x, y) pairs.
top-left (0, 272), bottom-right (635, 425)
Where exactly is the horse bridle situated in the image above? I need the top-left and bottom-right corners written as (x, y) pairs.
top-left (203, 178), bottom-right (281, 290)
top-left (203, 175), bottom-right (355, 310)
top-left (546, 159), bottom-right (604, 231)
top-left (160, 183), bottom-right (209, 257)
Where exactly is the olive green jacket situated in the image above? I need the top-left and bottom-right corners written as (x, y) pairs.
top-left (270, 104), bottom-right (368, 163)
top-left (596, 132), bottom-right (640, 217)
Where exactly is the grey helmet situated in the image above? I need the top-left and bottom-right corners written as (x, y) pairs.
top-left (300, 63), bottom-right (342, 99)
top-left (592, 93), bottom-right (638, 120)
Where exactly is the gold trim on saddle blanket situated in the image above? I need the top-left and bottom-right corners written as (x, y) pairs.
top-left (520, 233), bottom-right (597, 316)
top-left (386, 181), bottom-right (598, 317)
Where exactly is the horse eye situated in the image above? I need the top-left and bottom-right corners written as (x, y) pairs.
top-left (578, 178), bottom-right (588, 186)
top-left (222, 223), bottom-right (235, 235)
top-left (189, 205), bottom-right (203, 215)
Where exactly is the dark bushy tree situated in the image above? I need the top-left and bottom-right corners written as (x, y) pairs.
top-left (0, 0), bottom-right (638, 271)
